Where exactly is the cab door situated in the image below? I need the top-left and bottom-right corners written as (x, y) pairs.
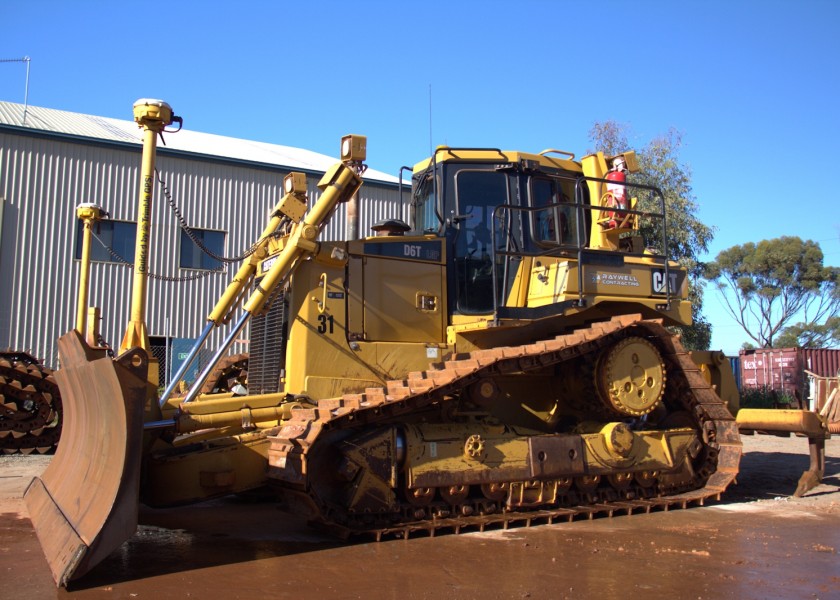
top-left (451, 170), bottom-right (511, 314)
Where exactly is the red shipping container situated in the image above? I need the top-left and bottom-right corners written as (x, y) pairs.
top-left (739, 348), bottom-right (804, 396)
top-left (800, 348), bottom-right (840, 378)
top-left (739, 347), bottom-right (840, 410)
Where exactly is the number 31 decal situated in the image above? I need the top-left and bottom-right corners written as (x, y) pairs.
top-left (317, 314), bottom-right (335, 334)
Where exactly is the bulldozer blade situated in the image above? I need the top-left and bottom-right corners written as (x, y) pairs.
top-left (24, 331), bottom-right (149, 587)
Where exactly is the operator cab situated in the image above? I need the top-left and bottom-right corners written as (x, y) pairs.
top-left (410, 149), bottom-right (591, 316)
top-left (408, 146), bottom-right (686, 327)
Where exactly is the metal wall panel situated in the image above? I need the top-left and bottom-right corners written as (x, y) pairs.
top-left (0, 130), bottom-right (403, 369)
top-left (801, 348), bottom-right (840, 379)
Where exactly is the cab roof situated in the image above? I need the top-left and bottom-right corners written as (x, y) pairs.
top-left (412, 146), bottom-right (587, 175)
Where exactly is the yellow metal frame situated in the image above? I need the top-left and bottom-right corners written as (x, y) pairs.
top-left (207, 173), bottom-right (308, 326)
top-left (74, 204), bottom-right (103, 341)
top-left (120, 100), bottom-right (176, 355)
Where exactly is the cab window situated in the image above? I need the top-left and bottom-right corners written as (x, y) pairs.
top-left (529, 177), bottom-right (579, 249)
top-left (453, 170), bottom-right (509, 313)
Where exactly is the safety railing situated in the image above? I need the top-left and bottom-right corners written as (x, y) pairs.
top-left (489, 175), bottom-right (673, 320)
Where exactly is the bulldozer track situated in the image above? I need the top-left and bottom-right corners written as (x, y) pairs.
top-left (268, 315), bottom-right (742, 538)
top-left (0, 352), bottom-right (62, 454)
top-left (170, 353), bottom-right (250, 399)
top-left (199, 353), bottom-right (249, 395)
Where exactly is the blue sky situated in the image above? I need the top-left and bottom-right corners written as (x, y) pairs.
top-left (2, 0), bottom-right (838, 354)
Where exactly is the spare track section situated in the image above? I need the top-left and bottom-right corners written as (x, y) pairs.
top-left (198, 352), bottom-right (249, 395)
top-left (0, 352), bottom-right (61, 454)
top-left (268, 315), bottom-right (742, 538)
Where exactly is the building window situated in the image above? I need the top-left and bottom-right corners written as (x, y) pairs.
top-left (74, 220), bottom-right (137, 263)
top-left (179, 228), bottom-right (225, 270)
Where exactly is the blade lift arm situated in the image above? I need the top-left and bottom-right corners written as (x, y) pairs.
top-left (155, 176), bottom-right (304, 408)
top-left (153, 161), bottom-right (364, 416)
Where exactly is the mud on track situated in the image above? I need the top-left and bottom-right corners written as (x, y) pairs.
top-left (1, 433), bottom-right (838, 600)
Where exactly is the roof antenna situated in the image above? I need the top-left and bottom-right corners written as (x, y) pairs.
top-left (428, 83), bottom-right (433, 155)
top-left (0, 56), bottom-right (31, 125)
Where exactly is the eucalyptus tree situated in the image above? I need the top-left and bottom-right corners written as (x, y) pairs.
top-left (589, 121), bottom-right (714, 350)
top-left (705, 236), bottom-right (839, 348)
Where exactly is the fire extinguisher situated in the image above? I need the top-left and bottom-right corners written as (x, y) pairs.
top-left (604, 158), bottom-right (628, 228)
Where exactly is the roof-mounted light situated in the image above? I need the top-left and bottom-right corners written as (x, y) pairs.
top-left (284, 172), bottom-right (306, 195)
top-left (340, 135), bottom-right (366, 163)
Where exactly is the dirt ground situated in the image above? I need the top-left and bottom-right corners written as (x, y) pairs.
top-left (1, 433), bottom-right (838, 599)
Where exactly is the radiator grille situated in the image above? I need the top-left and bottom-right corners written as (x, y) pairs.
top-left (248, 292), bottom-right (287, 394)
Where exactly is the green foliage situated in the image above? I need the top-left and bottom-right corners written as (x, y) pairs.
top-left (776, 316), bottom-right (840, 348)
top-left (705, 236), bottom-right (839, 348)
top-left (740, 387), bottom-right (796, 409)
top-left (588, 121), bottom-right (714, 350)
top-left (678, 312), bottom-right (712, 351)
top-left (777, 263), bottom-right (840, 349)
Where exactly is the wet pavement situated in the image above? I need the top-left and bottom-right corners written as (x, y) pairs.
top-left (2, 435), bottom-right (838, 599)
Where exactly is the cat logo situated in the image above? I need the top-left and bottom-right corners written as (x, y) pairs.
top-left (651, 269), bottom-right (679, 295)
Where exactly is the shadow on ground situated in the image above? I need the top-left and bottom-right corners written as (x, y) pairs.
top-left (65, 496), bottom-right (347, 591)
top-left (722, 451), bottom-right (840, 502)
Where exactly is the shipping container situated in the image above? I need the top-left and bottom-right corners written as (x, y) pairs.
top-left (801, 348), bottom-right (840, 415)
top-left (801, 348), bottom-right (840, 378)
top-left (739, 348), bottom-right (804, 396)
top-left (739, 347), bottom-right (840, 410)
top-left (728, 356), bottom-right (742, 392)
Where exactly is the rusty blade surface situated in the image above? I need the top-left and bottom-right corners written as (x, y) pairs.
top-left (23, 331), bottom-right (149, 587)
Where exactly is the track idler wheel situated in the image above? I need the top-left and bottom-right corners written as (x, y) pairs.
top-left (405, 486), bottom-right (434, 506)
top-left (596, 336), bottom-right (666, 417)
top-left (575, 474), bottom-right (601, 494)
top-left (481, 482), bottom-right (509, 501)
top-left (607, 472), bottom-right (634, 492)
top-left (634, 470), bottom-right (659, 488)
top-left (440, 484), bottom-right (469, 505)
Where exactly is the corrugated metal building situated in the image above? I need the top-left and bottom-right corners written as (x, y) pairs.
top-left (0, 101), bottom-right (408, 377)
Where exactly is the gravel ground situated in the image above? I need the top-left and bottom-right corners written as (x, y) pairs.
top-left (723, 431), bottom-right (839, 512)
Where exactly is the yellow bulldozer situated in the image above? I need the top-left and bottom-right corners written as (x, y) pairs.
top-left (22, 100), bottom-right (830, 586)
